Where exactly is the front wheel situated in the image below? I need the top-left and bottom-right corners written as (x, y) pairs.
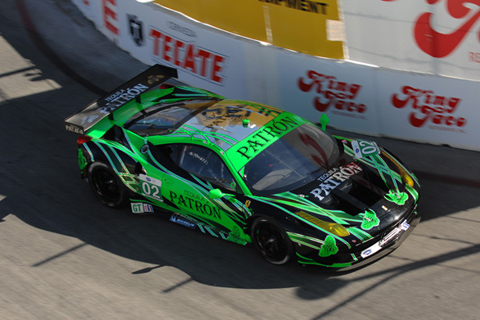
top-left (251, 217), bottom-right (295, 265)
top-left (87, 162), bottom-right (128, 208)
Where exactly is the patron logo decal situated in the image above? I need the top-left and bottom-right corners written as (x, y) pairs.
top-left (310, 163), bottom-right (362, 201)
top-left (233, 114), bottom-right (301, 160)
top-left (169, 191), bottom-right (222, 220)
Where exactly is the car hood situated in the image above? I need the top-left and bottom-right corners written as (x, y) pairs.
top-left (269, 141), bottom-right (419, 229)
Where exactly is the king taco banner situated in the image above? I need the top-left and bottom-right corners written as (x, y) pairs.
top-left (377, 70), bottom-right (480, 150)
top-left (343, 0), bottom-right (480, 81)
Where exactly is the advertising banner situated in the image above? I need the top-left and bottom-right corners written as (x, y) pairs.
top-left (115, 0), bottom-right (249, 99)
top-left (376, 70), bottom-right (480, 150)
top-left (275, 50), bottom-right (379, 134)
top-left (153, 0), bottom-right (344, 59)
top-left (343, 0), bottom-right (480, 81)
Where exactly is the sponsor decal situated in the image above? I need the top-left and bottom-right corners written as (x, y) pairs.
top-left (233, 114), bottom-right (300, 160)
top-left (65, 123), bottom-right (84, 134)
top-left (391, 85), bottom-right (466, 132)
top-left (298, 70), bottom-right (366, 119)
top-left (103, 0), bottom-right (118, 36)
top-left (167, 21), bottom-right (197, 38)
top-left (102, 83), bottom-right (150, 112)
top-left (361, 219), bottom-right (409, 254)
top-left (351, 140), bottom-right (380, 159)
top-left (201, 105), bottom-right (253, 129)
top-left (131, 203), bottom-right (155, 214)
top-left (361, 209), bottom-right (380, 230)
top-left (149, 27), bottom-right (226, 84)
top-left (169, 191), bottom-right (222, 220)
top-left (127, 14), bottom-right (144, 46)
top-left (361, 242), bottom-right (381, 258)
top-left (139, 174), bottom-right (163, 201)
top-left (309, 162), bottom-right (362, 201)
top-left (79, 115), bottom-right (100, 126)
top-left (170, 214), bottom-right (196, 229)
top-left (318, 235), bottom-right (339, 257)
top-left (399, 219), bottom-right (410, 231)
top-left (384, 190), bottom-right (409, 205)
top-left (258, 0), bottom-right (329, 15)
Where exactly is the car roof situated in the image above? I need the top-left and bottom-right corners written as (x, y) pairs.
top-left (132, 98), bottom-right (310, 170)
top-left (178, 99), bottom-right (308, 170)
top-left (179, 100), bottom-right (283, 149)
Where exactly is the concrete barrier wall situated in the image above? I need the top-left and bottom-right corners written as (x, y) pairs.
top-left (71, 0), bottom-right (480, 151)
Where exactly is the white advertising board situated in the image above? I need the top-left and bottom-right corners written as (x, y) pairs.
top-left (343, 0), bottom-right (480, 81)
top-left (275, 50), bottom-right (379, 134)
top-left (376, 69), bottom-right (480, 150)
top-left (70, 0), bottom-right (480, 150)
top-left (111, 0), bottom-right (248, 99)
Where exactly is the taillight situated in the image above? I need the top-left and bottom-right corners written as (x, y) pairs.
top-left (77, 135), bottom-right (92, 145)
top-left (159, 83), bottom-right (174, 90)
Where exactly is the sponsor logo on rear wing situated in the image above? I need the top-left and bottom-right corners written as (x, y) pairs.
top-left (64, 64), bottom-right (178, 134)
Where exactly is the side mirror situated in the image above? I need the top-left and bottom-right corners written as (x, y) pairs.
top-left (208, 189), bottom-right (224, 199)
top-left (320, 114), bottom-right (330, 131)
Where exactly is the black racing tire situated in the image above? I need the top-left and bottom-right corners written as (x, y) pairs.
top-left (87, 162), bottom-right (129, 208)
top-left (250, 217), bottom-right (295, 265)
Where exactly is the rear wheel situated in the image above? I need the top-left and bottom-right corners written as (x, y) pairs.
top-left (87, 162), bottom-right (128, 208)
top-left (251, 217), bottom-right (295, 265)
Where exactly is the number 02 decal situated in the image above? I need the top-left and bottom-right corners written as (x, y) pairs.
top-left (352, 140), bottom-right (380, 159)
top-left (138, 174), bottom-right (163, 201)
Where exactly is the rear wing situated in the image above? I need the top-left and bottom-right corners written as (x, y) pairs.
top-left (64, 64), bottom-right (178, 134)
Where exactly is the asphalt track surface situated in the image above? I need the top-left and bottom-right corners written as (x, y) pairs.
top-left (1, 1), bottom-right (479, 319)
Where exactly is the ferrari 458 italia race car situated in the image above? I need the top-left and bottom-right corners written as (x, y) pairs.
top-left (65, 65), bottom-right (420, 268)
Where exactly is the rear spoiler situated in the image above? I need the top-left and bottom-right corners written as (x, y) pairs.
top-left (64, 64), bottom-right (178, 134)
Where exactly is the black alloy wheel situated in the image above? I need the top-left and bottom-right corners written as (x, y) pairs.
top-left (251, 217), bottom-right (294, 265)
top-left (88, 162), bottom-right (128, 208)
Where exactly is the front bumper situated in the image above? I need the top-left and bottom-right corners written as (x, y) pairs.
top-left (295, 207), bottom-right (421, 270)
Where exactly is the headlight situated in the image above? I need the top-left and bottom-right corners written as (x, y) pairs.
top-left (296, 211), bottom-right (350, 237)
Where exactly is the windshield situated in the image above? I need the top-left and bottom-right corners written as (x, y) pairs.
top-left (124, 101), bottom-right (214, 136)
top-left (243, 124), bottom-right (340, 195)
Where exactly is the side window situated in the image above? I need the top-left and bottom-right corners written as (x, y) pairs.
top-left (159, 144), bottom-right (236, 191)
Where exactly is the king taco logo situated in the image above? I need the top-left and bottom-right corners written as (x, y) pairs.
top-left (149, 26), bottom-right (227, 84)
top-left (391, 85), bottom-right (467, 132)
top-left (297, 70), bottom-right (366, 119)
top-left (383, 0), bottom-right (480, 60)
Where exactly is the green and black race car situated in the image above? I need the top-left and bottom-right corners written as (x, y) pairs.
top-left (65, 65), bottom-right (420, 268)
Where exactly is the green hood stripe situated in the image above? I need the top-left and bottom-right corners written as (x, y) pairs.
top-left (252, 197), bottom-right (351, 249)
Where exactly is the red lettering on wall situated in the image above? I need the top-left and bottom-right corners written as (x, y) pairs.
top-left (391, 85), bottom-right (466, 128)
top-left (103, 0), bottom-right (118, 36)
top-left (149, 28), bottom-right (226, 83)
top-left (298, 70), bottom-right (366, 115)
